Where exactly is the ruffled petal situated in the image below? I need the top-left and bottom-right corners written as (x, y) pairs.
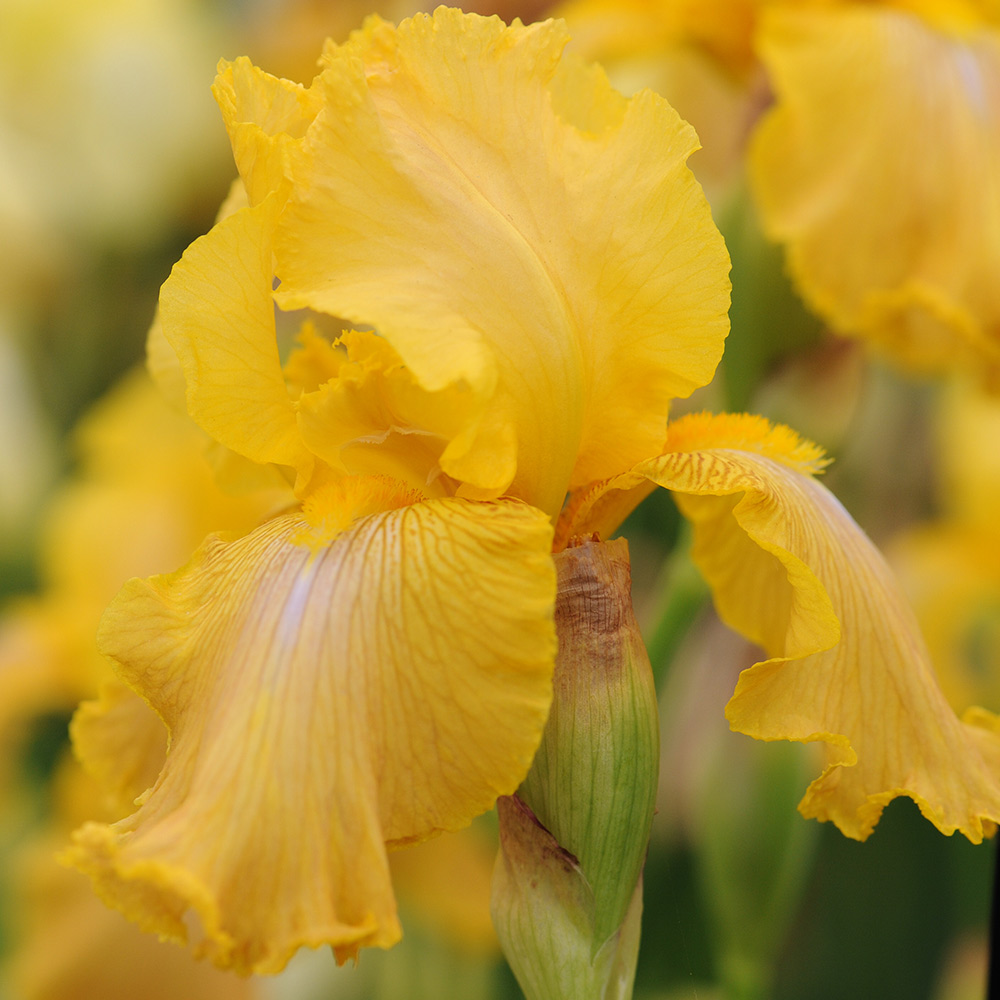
top-left (71, 679), bottom-right (167, 817)
top-left (559, 411), bottom-right (827, 547)
top-left (295, 329), bottom-right (485, 495)
top-left (551, 0), bottom-right (767, 202)
top-left (568, 412), bottom-right (1000, 841)
top-left (213, 57), bottom-right (323, 207)
top-left (158, 193), bottom-right (312, 474)
top-left (147, 180), bottom-right (249, 412)
top-left (272, 8), bottom-right (730, 513)
top-left (66, 486), bottom-right (556, 973)
top-left (750, 6), bottom-right (1000, 378)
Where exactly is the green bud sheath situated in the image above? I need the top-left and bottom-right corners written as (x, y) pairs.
top-left (492, 796), bottom-right (643, 1000)
top-left (492, 537), bottom-right (659, 999)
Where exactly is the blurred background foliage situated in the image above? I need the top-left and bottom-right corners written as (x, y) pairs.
top-left (1, 1), bottom-right (995, 998)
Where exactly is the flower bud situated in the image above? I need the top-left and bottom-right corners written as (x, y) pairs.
top-left (492, 795), bottom-right (643, 1000)
top-left (492, 537), bottom-right (658, 999)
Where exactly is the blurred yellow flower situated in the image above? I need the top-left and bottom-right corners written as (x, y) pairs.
top-left (553, 0), bottom-right (1000, 381)
top-left (890, 379), bottom-right (1000, 716)
top-left (750, 2), bottom-right (1000, 380)
top-left (63, 5), bottom-right (1000, 980)
top-left (0, 0), bottom-right (239, 586)
top-left (4, 766), bottom-right (259, 1000)
top-left (0, 334), bottom-right (57, 582)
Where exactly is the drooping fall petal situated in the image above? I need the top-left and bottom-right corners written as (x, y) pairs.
top-left (65, 485), bottom-right (556, 974)
top-left (271, 8), bottom-right (730, 513)
top-left (70, 679), bottom-right (167, 817)
top-left (567, 412), bottom-right (1000, 841)
top-left (750, 5), bottom-right (1000, 379)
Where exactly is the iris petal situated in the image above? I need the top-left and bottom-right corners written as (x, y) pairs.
top-left (567, 412), bottom-right (1000, 841)
top-left (66, 487), bottom-right (556, 973)
top-left (158, 194), bottom-right (311, 474)
top-left (271, 8), bottom-right (729, 512)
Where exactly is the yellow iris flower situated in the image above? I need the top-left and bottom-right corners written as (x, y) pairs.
top-left (64, 7), bottom-right (1000, 977)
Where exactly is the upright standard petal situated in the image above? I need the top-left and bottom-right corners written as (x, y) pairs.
top-left (66, 486), bottom-right (556, 973)
top-left (213, 57), bottom-right (323, 207)
top-left (158, 192), bottom-right (312, 475)
top-left (566, 412), bottom-right (1000, 841)
top-left (272, 8), bottom-right (730, 512)
top-left (750, 6), bottom-right (1000, 379)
